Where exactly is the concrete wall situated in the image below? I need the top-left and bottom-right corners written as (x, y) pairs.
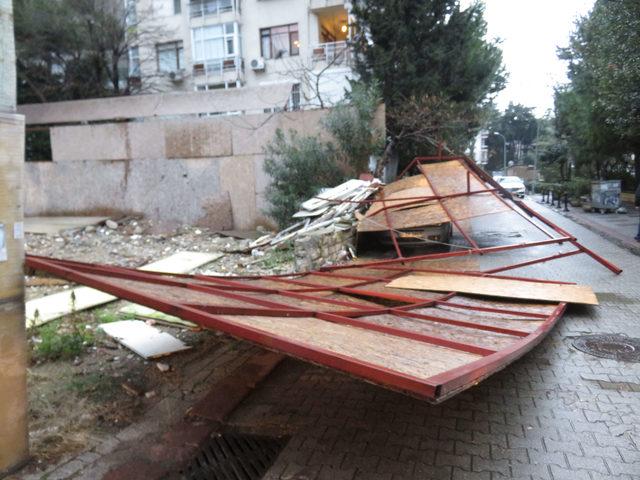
top-left (24, 108), bottom-right (331, 231)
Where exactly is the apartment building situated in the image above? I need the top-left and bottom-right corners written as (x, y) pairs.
top-left (131, 0), bottom-right (356, 109)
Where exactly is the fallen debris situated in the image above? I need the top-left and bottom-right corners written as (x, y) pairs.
top-left (99, 320), bottom-right (191, 359)
top-left (25, 216), bottom-right (110, 235)
top-left (249, 179), bottom-right (380, 251)
top-left (26, 153), bottom-right (621, 403)
top-left (156, 362), bottom-right (170, 373)
top-left (387, 272), bottom-right (599, 305)
top-left (26, 251), bottom-right (222, 327)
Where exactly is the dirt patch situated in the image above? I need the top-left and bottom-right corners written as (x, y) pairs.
top-left (22, 218), bottom-right (300, 473)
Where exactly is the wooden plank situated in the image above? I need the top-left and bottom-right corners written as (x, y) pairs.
top-left (99, 320), bottom-right (191, 358)
top-left (119, 304), bottom-right (198, 328)
top-left (387, 273), bottom-right (598, 305)
top-left (26, 251), bottom-right (222, 327)
top-left (216, 315), bottom-right (482, 380)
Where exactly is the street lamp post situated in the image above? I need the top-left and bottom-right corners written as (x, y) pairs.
top-left (493, 131), bottom-right (507, 174)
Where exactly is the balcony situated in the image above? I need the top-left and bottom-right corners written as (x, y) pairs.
top-left (192, 56), bottom-right (244, 85)
top-left (189, 0), bottom-right (238, 18)
top-left (311, 41), bottom-right (353, 68)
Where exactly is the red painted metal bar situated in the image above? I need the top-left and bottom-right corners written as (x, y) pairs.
top-left (450, 158), bottom-right (558, 240)
top-left (28, 257), bottom-right (443, 399)
top-left (426, 303), bottom-right (566, 400)
top-left (395, 310), bottom-right (531, 338)
top-left (512, 198), bottom-right (623, 274)
top-left (419, 163), bottom-right (481, 251)
top-left (379, 189), bottom-right (404, 258)
top-left (28, 257), bottom-right (496, 357)
top-left (323, 237), bottom-right (574, 270)
top-left (482, 249), bottom-right (583, 274)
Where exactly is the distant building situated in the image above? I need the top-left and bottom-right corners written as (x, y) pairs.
top-left (472, 129), bottom-right (489, 165)
top-left (131, 0), bottom-right (356, 109)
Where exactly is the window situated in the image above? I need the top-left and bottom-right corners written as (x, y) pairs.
top-left (125, 0), bottom-right (137, 25)
top-left (173, 0), bottom-right (181, 14)
top-left (192, 22), bottom-right (238, 65)
top-left (157, 41), bottom-right (184, 72)
top-left (25, 128), bottom-right (52, 162)
top-left (290, 83), bottom-right (301, 111)
top-left (260, 24), bottom-right (299, 59)
top-left (128, 46), bottom-right (140, 77)
top-left (190, 0), bottom-right (233, 17)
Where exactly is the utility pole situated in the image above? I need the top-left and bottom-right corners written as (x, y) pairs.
top-left (533, 119), bottom-right (540, 194)
top-left (0, 0), bottom-right (29, 474)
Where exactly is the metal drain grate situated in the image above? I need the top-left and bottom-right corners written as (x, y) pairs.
top-left (572, 334), bottom-right (640, 362)
top-left (182, 433), bottom-right (288, 480)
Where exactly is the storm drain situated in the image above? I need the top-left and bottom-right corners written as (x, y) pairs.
top-left (572, 334), bottom-right (640, 362)
top-left (182, 433), bottom-right (288, 480)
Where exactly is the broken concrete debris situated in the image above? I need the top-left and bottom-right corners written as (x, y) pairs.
top-left (99, 320), bottom-right (191, 359)
top-left (249, 179), bottom-right (380, 252)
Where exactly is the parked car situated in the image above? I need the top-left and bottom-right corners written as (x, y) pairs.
top-left (494, 175), bottom-right (526, 198)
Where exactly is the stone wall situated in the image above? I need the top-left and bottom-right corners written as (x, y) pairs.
top-left (23, 108), bottom-right (330, 231)
top-left (293, 227), bottom-right (355, 271)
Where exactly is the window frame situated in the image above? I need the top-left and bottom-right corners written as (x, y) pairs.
top-left (191, 22), bottom-right (238, 63)
top-left (259, 23), bottom-right (299, 59)
top-left (156, 40), bottom-right (184, 73)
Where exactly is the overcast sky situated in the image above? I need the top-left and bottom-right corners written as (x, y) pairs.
top-left (466, 0), bottom-right (595, 116)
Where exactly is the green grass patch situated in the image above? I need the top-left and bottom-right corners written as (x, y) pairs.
top-left (258, 248), bottom-right (295, 269)
top-left (31, 321), bottom-right (95, 362)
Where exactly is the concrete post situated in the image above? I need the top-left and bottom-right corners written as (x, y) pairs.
top-left (0, 0), bottom-right (29, 474)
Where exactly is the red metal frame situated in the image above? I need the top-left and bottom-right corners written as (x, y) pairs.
top-left (22, 153), bottom-right (618, 403)
top-left (27, 253), bottom-right (565, 403)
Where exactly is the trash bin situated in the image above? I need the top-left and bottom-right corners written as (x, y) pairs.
top-left (591, 180), bottom-right (621, 212)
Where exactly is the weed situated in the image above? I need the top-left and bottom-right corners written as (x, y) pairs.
top-left (259, 248), bottom-right (295, 269)
top-left (32, 321), bottom-right (94, 362)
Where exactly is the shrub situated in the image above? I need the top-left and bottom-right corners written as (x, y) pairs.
top-left (263, 129), bottom-right (347, 227)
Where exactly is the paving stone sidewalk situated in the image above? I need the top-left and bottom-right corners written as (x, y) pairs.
top-left (228, 201), bottom-right (640, 480)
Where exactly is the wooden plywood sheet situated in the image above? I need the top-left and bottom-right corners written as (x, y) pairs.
top-left (26, 251), bottom-right (222, 327)
top-left (358, 203), bottom-right (449, 232)
top-left (419, 161), bottom-right (511, 219)
top-left (218, 315), bottom-right (482, 380)
top-left (388, 273), bottom-right (598, 305)
top-left (99, 320), bottom-right (191, 358)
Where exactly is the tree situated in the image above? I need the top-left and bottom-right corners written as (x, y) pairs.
top-left (556, 0), bottom-right (640, 187)
top-left (263, 130), bottom-right (346, 227)
top-left (264, 83), bottom-right (384, 227)
top-left (485, 103), bottom-right (538, 172)
top-left (14, 0), bottom-right (166, 103)
top-left (352, 0), bottom-right (505, 167)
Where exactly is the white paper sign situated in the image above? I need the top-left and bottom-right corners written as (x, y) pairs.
top-left (13, 221), bottom-right (24, 240)
top-left (0, 224), bottom-right (6, 262)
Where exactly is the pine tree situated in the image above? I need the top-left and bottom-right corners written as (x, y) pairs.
top-left (352, 0), bottom-right (505, 163)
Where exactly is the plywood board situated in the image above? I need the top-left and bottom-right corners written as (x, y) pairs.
top-left (26, 251), bottom-right (222, 327)
top-left (119, 304), bottom-right (198, 328)
top-left (387, 273), bottom-right (598, 305)
top-left (217, 315), bottom-right (482, 380)
top-left (99, 320), bottom-right (191, 358)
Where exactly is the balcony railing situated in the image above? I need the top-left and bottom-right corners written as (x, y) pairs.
top-left (311, 41), bottom-right (353, 67)
top-left (193, 56), bottom-right (243, 79)
top-left (189, 0), bottom-right (236, 18)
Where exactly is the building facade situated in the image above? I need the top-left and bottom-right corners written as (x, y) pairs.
top-left (131, 0), bottom-right (355, 109)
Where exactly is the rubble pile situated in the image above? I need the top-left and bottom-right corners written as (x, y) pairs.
top-left (249, 179), bottom-right (380, 267)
